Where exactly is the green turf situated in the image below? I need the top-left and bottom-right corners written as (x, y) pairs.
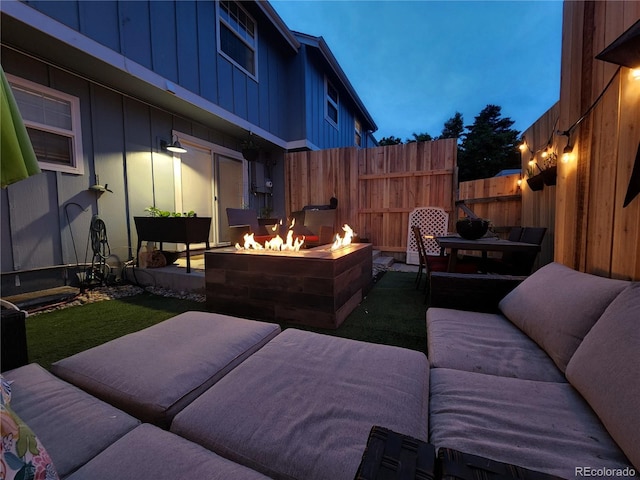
top-left (26, 271), bottom-right (426, 369)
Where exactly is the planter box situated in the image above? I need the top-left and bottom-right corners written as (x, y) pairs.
top-left (542, 166), bottom-right (557, 186)
top-left (526, 173), bottom-right (545, 191)
top-left (134, 217), bottom-right (211, 273)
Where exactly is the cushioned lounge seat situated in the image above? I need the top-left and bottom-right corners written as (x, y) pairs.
top-left (3, 363), bottom-right (140, 478)
top-left (429, 368), bottom-right (634, 479)
top-left (66, 424), bottom-right (271, 480)
top-left (171, 329), bottom-right (430, 480)
top-left (51, 312), bottom-right (281, 428)
top-left (427, 307), bottom-right (565, 382)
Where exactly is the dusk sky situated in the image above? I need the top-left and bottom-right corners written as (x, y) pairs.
top-left (270, 0), bottom-right (564, 142)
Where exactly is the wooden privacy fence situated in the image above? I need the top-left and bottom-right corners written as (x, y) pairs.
top-left (285, 139), bottom-right (457, 254)
top-left (457, 174), bottom-right (522, 230)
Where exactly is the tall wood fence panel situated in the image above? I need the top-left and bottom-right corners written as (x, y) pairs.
top-left (458, 174), bottom-right (522, 229)
top-left (518, 103), bottom-right (560, 269)
top-left (556, 1), bottom-right (640, 280)
top-left (285, 139), bottom-right (457, 255)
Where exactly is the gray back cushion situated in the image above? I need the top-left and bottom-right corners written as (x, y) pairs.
top-left (499, 262), bottom-right (629, 372)
top-left (566, 283), bottom-right (640, 470)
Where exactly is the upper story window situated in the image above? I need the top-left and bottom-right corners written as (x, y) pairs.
top-left (354, 118), bottom-right (362, 146)
top-left (325, 77), bottom-right (339, 127)
top-left (218, 1), bottom-right (257, 79)
top-left (7, 74), bottom-right (84, 175)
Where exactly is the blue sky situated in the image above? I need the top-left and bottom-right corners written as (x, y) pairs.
top-left (270, 0), bottom-right (563, 142)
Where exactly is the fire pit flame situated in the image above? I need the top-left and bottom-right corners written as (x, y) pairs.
top-left (235, 219), bottom-right (305, 252)
top-left (235, 221), bottom-right (356, 252)
top-left (331, 224), bottom-right (355, 251)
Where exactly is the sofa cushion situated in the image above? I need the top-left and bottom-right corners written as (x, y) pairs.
top-left (498, 262), bottom-right (630, 372)
top-left (66, 424), bottom-right (270, 480)
top-left (171, 329), bottom-right (430, 480)
top-left (426, 308), bottom-right (565, 382)
top-left (51, 311), bottom-right (281, 428)
top-left (2, 363), bottom-right (139, 478)
top-left (566, 283), bottom-right (640, 470)
top-left (429, 368), bottom-right (635, 479)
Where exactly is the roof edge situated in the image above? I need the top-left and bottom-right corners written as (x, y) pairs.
top-left (294, 31), bottom-right (377, 132)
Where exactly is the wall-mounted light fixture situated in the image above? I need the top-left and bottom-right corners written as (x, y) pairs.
top-left (161, 136), bottom-right (187, 154)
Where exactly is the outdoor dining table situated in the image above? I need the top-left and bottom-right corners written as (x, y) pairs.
top-left (435, 235), bottom-right (541, 273)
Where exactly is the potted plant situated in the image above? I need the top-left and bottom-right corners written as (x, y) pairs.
top-left (134, 207), bottom-right (211, 273)
top-left (455, 217), bottom-right (490, 240)
top-left (241, 139), bottom-right (260, 162)
top-left (541, 151), bottom-right (558, 186)
top-left (525, 163), bottom-right (545, 191)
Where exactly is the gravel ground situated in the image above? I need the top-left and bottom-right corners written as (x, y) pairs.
top-left (30, 261), bottom-right (403, 316)
top-left (29, 284), bottom-right (205, 316)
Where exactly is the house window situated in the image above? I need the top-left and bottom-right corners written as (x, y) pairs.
top-left (218, 0), bottom-right (257, 78)
top-left (355, 118), bottom-right (362, 146)
top-left (325, 78), bottom-right (339, 127)
top-left (7, 75), bottom-right (84, 175)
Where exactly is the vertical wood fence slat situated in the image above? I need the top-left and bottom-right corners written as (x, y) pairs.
top-left (285, 140), bottom-right (456, 254)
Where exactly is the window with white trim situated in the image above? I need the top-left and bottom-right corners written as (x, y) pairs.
top-left (218, 0), bottom-right (257, 78)
top-left (325, 77), bottom-right (339, 127)
top-left (355, 118), bottom-right (362, 146)
top-left (7, 75), bottom-right (84, 175)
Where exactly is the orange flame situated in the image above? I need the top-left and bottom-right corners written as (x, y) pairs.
top-left (331, 224), bottom-right (355, 250)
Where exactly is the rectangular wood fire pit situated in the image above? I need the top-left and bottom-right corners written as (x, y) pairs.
top-left (205, 243), bottom-right (372, 329)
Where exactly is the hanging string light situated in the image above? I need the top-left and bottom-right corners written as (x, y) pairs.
top-left (556, 66), bottom-right (622, 161)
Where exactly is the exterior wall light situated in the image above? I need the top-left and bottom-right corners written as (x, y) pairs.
top-left (161, 136), bottom-right (187, 154)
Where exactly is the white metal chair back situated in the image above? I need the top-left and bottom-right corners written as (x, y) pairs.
top-left (406, 207), bottom-right (449, 265)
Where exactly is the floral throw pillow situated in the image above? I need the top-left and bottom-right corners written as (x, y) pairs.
top-left (1, 375), bottom-right (59, 480)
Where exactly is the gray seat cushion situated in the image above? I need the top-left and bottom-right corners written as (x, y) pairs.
top-left (66, 424), bottom-right (270, 480)
top-left (499, 262), bottom-right (630, 372)
top-left (171, 329), bottom-right (429, 480)
top-left (51, 311), bottom-right (281, 427)
top-left (427, 307), bottom-right (565, 382)
top-left (566, 283), bottom-right (640, 471)
top-left (429, 368), bottom-right (634, 479)
top-left (3, 363), bottom-right (139, 479)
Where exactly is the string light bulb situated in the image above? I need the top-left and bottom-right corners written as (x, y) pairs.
top-left (562, 144), bottom-right (574, 163)
top-left (632, 68), bottom-right (640, 80)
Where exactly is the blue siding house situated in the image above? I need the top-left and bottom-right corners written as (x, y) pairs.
top-left (0, 0), bottom-right (377, 293)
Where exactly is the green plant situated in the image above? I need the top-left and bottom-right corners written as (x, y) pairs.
top-left (145, 206), bottom-right (196, 217)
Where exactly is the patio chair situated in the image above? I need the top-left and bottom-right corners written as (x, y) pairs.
top-left (479, 226), bottom-right (546, 275)
top-left (226, 208), bottom-right (275, 244)
top-left (411, 225), bottom-right (471, 293)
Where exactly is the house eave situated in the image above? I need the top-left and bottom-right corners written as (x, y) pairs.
top-left (294, 31), bottom-right (378, 132)
top-left (255, 1), bottom-right (300, 52)
top-left (0, 0), bottom-right (288, 150)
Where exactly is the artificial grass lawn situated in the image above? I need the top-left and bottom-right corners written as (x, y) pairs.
top-left (26, 271), bottom-right (427, 369)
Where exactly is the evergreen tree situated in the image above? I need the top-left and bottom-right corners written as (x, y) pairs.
top-left (378, 135), bottom-right (403, 146)
top-left (457, 105), bottom-right (520, 182)
top-left (438, 112), bottom-right (464, 140)
top-left (406, 132), bottom-right (433, 143)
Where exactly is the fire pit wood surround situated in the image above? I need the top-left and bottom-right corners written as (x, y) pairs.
top-left (205, 243), bottom-right (373, 329)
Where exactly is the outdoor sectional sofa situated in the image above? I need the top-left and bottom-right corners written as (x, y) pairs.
top-left (3, 312), bottom-right (429, 479)
top-left (427, 262), bottom-right (639, 479)
top-left (2, 263), bottom-right (638, 480)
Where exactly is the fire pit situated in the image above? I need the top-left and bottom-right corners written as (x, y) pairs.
top-left (205, 243), bottom-right (373, 329)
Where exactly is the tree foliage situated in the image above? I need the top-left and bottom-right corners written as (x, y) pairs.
top-left (376, 106), bottom-right (520, 181)
top-left (406, 132), bottom-right (433, 143)
top-left (378, 135), bottom-right (403, 146)
top-left (439, 112), bottom-right (464, 140)
top-left (457, 105), bottom-right (520, 182)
